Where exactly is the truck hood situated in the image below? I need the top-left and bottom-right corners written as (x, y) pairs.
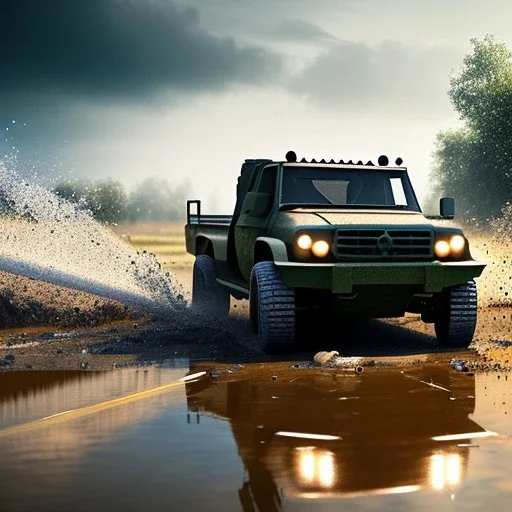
top-left (284, 209), bottom-right (433, 227)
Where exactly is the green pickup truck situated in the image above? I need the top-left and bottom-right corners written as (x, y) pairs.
top-left (185, 151), bottom-right (485, 352)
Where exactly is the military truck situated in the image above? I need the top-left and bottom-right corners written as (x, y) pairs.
top-left (185, 151), bottom-right (485, 352)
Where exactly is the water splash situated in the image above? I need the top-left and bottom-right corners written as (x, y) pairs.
top-left (0, 159), bottom-right (181, 314)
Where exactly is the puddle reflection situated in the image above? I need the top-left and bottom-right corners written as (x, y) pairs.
top-left (185, 365), bottom-right (486, 508)
top-left (0, 363), bottom-right (510, 512)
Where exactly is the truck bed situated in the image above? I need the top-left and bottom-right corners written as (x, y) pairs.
top-left (185, 199), bottom-right (231, 259)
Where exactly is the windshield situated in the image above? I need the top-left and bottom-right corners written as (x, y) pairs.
top-left (280, 166), bottom-right (421, 211)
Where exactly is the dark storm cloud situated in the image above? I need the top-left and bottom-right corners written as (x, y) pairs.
top-left (0, 0), bottom-right (281, 99)
top-left (291, 40), bottom-right (464, 117)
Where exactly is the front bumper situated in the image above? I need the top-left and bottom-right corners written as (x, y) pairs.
top-left (275, 260), bottom-right (486, 294)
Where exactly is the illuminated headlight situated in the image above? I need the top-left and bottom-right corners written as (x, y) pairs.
top-left (434, 240), bottom-right (450, 259)
top-left (297, 234), bottom-right (313, 250)
top-left (429, 453), bottom-right (462, 491)
top-left (311, 240), bottom-right (330, 258)
top-left (449, 235), bottom-right (465, 255)
top-left (295, 447), bottom-right (336, 489)
top-left (434, 235), bottom-right (466, 259)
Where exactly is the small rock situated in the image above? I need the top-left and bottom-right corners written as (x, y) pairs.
top-left (39, 332), bottom-right (55, 340)
top-left (450, 359), bottom-right (468, 372)
top-left (314, 351), bottom-right (339, 365)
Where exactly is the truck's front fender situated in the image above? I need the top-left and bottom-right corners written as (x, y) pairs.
top-left (254, 237), bottom-right (289, 263)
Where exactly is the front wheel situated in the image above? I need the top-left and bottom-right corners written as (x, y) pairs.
top-left (434, 280), bottom-right (477, 348)
top-left (192, 255), bottom-right (230, 316)
top-left (249, 261), bottom-right (296, 353)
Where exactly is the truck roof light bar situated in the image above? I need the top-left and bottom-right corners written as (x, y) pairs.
top-left (286, 151), bottom-right (401, 166)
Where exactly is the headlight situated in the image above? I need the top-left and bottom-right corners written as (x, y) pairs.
top-left (297, 234), bottom-right (313, 250)
top-left (449, 235), bottom-right (465, 255)
top-left (434, 234), bottom-right (466, 259)
top-left (295, 233), bottom-right (332, 259)
top-left (434, 240), bottom-right (450, 258)
top-left (312, 240), bottom-right (330, 258)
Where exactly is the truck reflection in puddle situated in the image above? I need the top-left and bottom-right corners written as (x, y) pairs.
top-left (185, 364), bottom-right (486, 509)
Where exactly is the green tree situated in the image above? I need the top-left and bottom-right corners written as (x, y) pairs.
top-left (127, 177), bottom-right (191, 222)
top-left (430, 35), bottom-right (512, 219)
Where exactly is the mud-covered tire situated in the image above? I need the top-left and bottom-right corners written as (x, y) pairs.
top-left (192, 255), bottom-right (230, 316)
top-left (434, 280), bottom-right (477, 348)
top-left (250, 261), bottom-right (296, 353)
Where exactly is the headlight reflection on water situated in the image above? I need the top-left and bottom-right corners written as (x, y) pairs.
top-left (295, 447), bottom-right (336, 489)
top-left (430, 453), bottom-right (462, 491)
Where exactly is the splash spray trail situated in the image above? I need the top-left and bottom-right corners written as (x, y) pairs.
top-left (0, 159), bottom-right (181, 315)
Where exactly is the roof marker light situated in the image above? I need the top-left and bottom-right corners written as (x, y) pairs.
top-left (338, 159), bottom-right (345, 164)
top-left (378, 155), bottom-right (389, 166)
top-left (286, 150), bottom-right (297, 162)
top-left (366, 160), bottom-right (374, 166)
top-left (300, 158), bottom-right (307, 163)
top-left (396, 157), bottom-right (403, 166)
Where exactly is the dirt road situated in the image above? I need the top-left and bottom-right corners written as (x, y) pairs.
top-left (0, 266), bottom-right (511, 372)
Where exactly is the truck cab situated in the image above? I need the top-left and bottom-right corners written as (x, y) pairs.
top-left (185, 152), bottom-right (485, 353)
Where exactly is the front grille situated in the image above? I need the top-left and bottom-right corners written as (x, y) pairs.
top-left (335, 229), bottom-right (433, 260)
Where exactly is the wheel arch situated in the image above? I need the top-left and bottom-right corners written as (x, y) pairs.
top-left (254, 237), bottom-right (288, 264)
top-left (195, 236), bottom-right (215, 258)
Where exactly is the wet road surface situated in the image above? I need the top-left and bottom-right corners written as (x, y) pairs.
top-left (0, 359), bottom-right (511, 511)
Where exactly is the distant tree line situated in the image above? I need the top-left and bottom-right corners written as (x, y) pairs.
top-left (428, 35), bottom-right (512, 220)
top-left (53, 177), bottom-right (192, 223)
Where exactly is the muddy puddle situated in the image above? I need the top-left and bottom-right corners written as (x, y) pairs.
top-left (0, 362), bottom-right (511, 512)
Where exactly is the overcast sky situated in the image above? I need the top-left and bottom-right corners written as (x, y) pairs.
top-left (2, 0), bottom-right (512, 211)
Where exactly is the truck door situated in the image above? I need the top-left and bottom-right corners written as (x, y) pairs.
top-left (235, 165), bottom-right (278, 281)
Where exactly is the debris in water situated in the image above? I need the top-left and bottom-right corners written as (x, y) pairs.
top-left (451, 359), bottom-right (469, 372)
top-left (419, 379), bottom-right (451, 393)
top-left (313, 352), bottom-right (364, 373)
top-left (180, 371), bottom-right (207, 382)
top-left (313, 350), bottom-right (339, 365)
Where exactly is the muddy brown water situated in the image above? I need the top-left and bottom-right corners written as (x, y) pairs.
top-left (0, 361), bottom-right (511, 512)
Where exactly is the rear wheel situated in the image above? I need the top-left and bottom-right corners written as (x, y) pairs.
top-left (192, 255), bottom-right (230, 316)
top-left (250, 261), bottom-right (296, 353)
top-left (434, 280), bottom-right (477, 348)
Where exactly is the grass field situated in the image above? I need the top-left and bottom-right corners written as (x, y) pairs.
top-left (111, 222), bottom-right (193, 271)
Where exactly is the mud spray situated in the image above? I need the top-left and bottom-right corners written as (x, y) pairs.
top-left (0, 159), bottom-right (184, 327)
top-left (464, 210), bottom-right (512, 347)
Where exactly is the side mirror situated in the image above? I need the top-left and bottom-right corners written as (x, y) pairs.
top-left (440, 197), bottom-right (455, 219)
